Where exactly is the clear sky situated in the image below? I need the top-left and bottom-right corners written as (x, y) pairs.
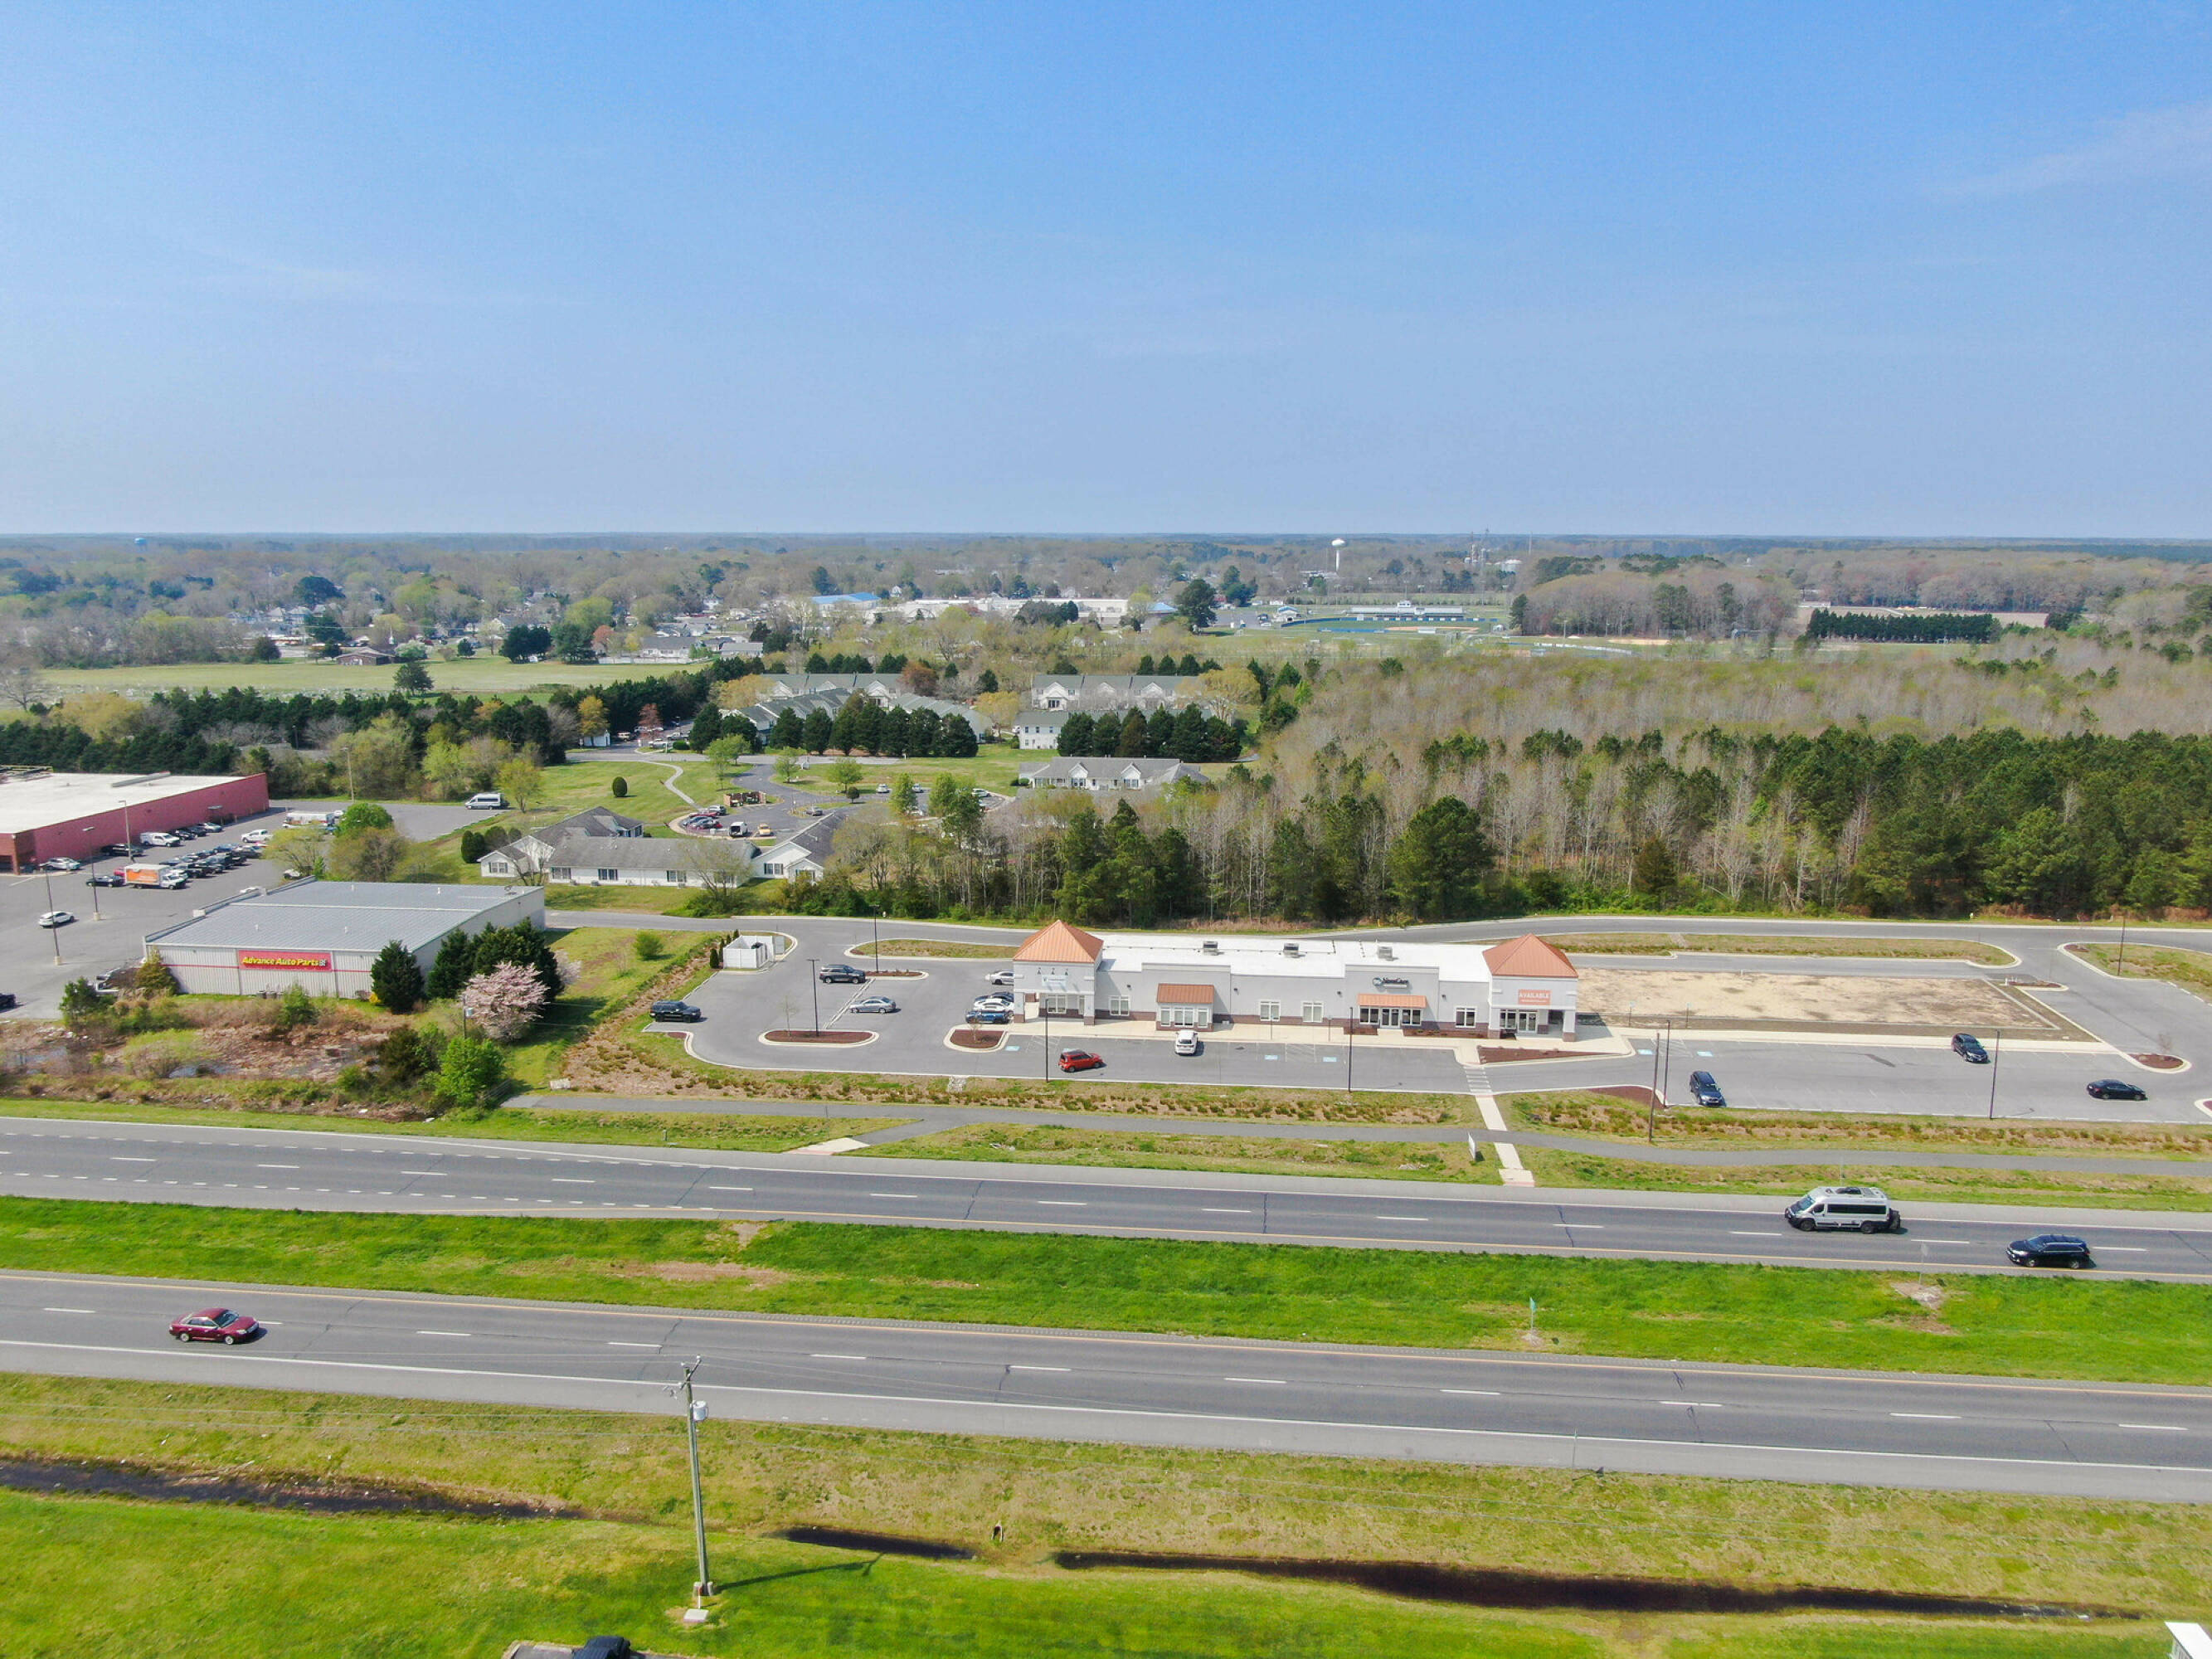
top-left (3, 3), bottom-right (2210, 536)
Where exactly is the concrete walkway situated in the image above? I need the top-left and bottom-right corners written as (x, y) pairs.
top-left (511, 1092), bottom-right (2212, 1177)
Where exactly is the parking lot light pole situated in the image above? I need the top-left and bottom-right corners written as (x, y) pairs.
top-left (41, 868), bottom-right (61, 964)
top-left (1987, 1026), bottom-right (2001, 1121)
top-left (1043, 1002), bottom-right (1050, 1080)
top-left (806, 960), bottom-right (820, 1035)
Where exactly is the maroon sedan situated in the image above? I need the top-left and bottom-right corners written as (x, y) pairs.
top-left (1058, 1049), bottom-right (1105, 1073)
top-left (169, 1308), bottom-right (260, 1345)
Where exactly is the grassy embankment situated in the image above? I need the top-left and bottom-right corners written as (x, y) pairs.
top-left (0, 1372), bottom-right (2192, 1657)
top-left (853, 937), bottom-right (1020, 958)
top-left (856, 1121), bottom-right (1499, 1183)
top-left (12, 1198), bottom-right (2212, 1384)
top-left (2073, 941), bottom-right (2212, 1008)
top-left (1501, 1090), bottom-right (2212, 1209)
top-left (1550, 934), bottom-right (2015, 964)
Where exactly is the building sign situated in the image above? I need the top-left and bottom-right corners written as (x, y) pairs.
top-left (238, 950), bottom-right (333, 971)
top-left (1370, 975), bottom-right (1411, 990)
top-left (1517, 989), bottom-right (1552, 1007)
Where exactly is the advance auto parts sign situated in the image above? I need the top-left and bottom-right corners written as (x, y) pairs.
top-left (237, 950), bottom-right (333, 971)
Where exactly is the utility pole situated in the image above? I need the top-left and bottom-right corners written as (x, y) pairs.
top-left (670, 1358), bottom-right (716, 1601)
top-left (2117, 913), bottom-right (2129, 978)
top-left (1987, 1025), bottom-right (2001, 1121)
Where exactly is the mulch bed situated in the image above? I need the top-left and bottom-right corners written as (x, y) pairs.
top-left (949, 1029), bottom-right (1004, 1050)
top-left (2133, 1053), bottom-right (2185, 1069)
top-left (762, 1029), bottom-right (871, 1044)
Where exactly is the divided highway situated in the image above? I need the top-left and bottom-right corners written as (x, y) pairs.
top-left (8, 1115), bottom-right (2212, 1282)
top-left (6, 1267), bottom-right (2210, 1501)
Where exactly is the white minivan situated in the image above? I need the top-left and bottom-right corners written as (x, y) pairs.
top-left (1784, 1185), bottom-right (1902, 1233)
top-left (465, 791), bottom-right (508, 810)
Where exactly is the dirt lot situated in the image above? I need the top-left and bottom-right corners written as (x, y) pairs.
top-left (1575, 968), bottom-right (2054, 1029)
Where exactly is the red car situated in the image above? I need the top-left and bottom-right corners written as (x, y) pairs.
top-left (1058, 1049), bottom-right (1104, 1073)
top-left (169, 1308), bottom-right (260, 1345)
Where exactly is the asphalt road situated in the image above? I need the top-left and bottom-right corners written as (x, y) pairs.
top-left (7, 1267), bottom-right (2208, 1500)
top-left (634, 913), bottom-right (2212, 1122)
top-left (10, 1114), bottom-right (2212, 1282)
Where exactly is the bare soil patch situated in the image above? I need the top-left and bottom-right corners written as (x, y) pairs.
top-left (949, 1029), bottom-right (1004, 1050)
top-left (1575, 967), bottom-right (2047, 1029)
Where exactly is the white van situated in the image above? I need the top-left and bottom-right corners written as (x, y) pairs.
top-left (465, 791), bottom-right (508, 810)
top-left (1784, 1185), bottom-right (1902, 1233)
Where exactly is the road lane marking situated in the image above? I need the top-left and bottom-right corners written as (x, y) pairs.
top-left (1892, 1413), bottom-right (1961, 1420)
top-left (1441, 1389), bottom-right (1500, 1396)
top-left (1554, 1224), bottom-right (1605, 1228)
top-left (2098, 1247), bottom-right (2149, 1253)
top-left (2119, 1423), bottom-right (2189, 1432)
top-left (41, 1307), bottom-right (95, 1314)
top-left (549, 1178), bottom-right (595, 1185)
top-left (1009, 1365), bottom-right (1070, 1373)
top-left (1373, 1215), bottom-right (1428, 1222)
top-left (1036, 1200), bottom-right (1087, 1207)
top-left (868, 1193), bottom-right (921, 1199)
top-left (1202, 1208), bottom-right (1253, 1214)
top-left (811, 1353), bottom-right (868, 1361)
top-left (1728, 1230), bottom-right (1777, 1237)
top-left (1225, 1377), bottom-right (1287, 1385)
top-left (707, 1185), bottom-right (754, 1192)
top-left (110, 1157), bottom-right (154, 1163)
top-left (255, 1164), bottom-right (299, 1170)
top-left (400, 1170), bottom-right (440, 1175)
top-left (1661, 1400), bottom-right (1728, 1408)
top-left (607, 1341), bottom-right (659, 1350)
top-left (416, 1330), bottom-right (472, 1337)
top-left (1914, 1239), bottom-right (1973, 1245)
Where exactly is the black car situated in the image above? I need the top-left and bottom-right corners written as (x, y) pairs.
top-left (1686, 1069), bottom-right (1726, 1107)
top-left (578, 1640), bottom-right (634, 1659)
top-left (0, 992), bottom-right (16, 1011)
top-left (2009, 1233), bottom-right (2093, 1268)
top-left (818, 963), bottom-right (867, 985)
top-left (2086, 1079), bottom-right (2148, 1101)
top-left (649, 1000), bottom-right (704, 1022)
top-left (1951, 1033), bottom-right (1989, 1063)
top-left (86, 872), bottom-right (126, 888)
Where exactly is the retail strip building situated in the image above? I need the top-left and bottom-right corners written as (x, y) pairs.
top-left (1004, 921), bottom-right (1580, 1039)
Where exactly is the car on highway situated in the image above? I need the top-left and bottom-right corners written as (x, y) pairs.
top-left (965, 1010), bottom-right (1010, 1025)
top-left (1952, 1033), bottom-right (1990, 1063)
top-left (1173, 1030), bottom-right (1201, 1056)
top-left (2008, 1233), bottom-right (2093, 1268)
top-left (818, 963), bottom-right (867, 985)
top-left (2086, 1078), bottom-right (2148, 1100)
top-left (1783, 1185), bottom-right (1902, 1233)
top-left (39, 857), bottom-right (80, 872)
top-left (850, 995), bottom-right (900, 1014)
top-left (649, 1000), bottom-right (703, 1022)
top-left (36, 910), bottom-right (74, 928)
top-left (1686, 1069), bottom-right (1726, 1107)
top-left (983, 969), bottom-right (1016, 986)
top-left (169, 1307), bottom-right (260, 1345)
top-left (1058, 1049), bottom-right (1105, 1073)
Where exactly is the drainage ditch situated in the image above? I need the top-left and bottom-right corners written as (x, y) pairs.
top-left (0, 1457), bottom-right (566, 1520)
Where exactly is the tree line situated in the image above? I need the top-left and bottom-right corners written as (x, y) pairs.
top-left (1802, 609), bottom-right (1997, 644)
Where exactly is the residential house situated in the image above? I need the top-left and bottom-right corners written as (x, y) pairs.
top-left (1028, 674), bottom-right (1199, 713)
top-left (750, 816), bottom-right (839, 880)
top-left (1017, 757), bottom-right (1199, 792)
top-left (1011, 709), bottom-right (1071, 751)
top-left (474, 807), bottom-right (646, 879)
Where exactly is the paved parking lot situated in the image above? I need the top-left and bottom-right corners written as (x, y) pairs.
top-left (1, 806), bottom-right (295, 1017)
top-left (659, 941), bottom-right (1479, 1094)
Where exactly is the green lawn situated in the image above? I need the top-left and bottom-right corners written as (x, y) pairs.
top-left (859, 1121), bottom-right (1500, 1184)
top-left (13, 1198), bottom-right (2212, 1384)
top-left (1521, 1149), bottom-right (2212, 1211)
top-left (2074, 941), bottom-right (2212, 1010)
top-left (0, 1097), bottom-right (895, 1154)
top-left (37, 654), bottom-right (686, 699)
top-left (504, 925), bottom-right (704, 1086)
top-left (2, 1490), bottom-right (1597, 1659)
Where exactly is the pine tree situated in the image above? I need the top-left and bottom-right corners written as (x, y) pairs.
top-left (427, 929), bottom-right (479, 1000)
top-left (1058, 713), bottom-right (1095, 756)
top-left (370, 939), bottom-right (425, 1012)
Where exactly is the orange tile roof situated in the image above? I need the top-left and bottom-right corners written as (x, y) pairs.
top-left (1155, 983), bottom-right (1218, 1004)
top-left (1014, 919), bottom-right (1105, 963)
top-left (1482, 933), bottom-right (1578, 979)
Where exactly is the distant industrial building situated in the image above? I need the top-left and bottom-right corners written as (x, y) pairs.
top-left (145, 880), bottom-right (542, 998)
top-left (0, 770), bottom-right (270, 874)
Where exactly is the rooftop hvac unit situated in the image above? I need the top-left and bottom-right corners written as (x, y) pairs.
top-left (1201, 940), bottom-right (1220, 953)
top-left (1377, 945), bottom-right (1394, 961)
top-left (1283, 942), bottom-right (1301, 956)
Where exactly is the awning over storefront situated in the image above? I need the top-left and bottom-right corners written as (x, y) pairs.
top-left (1156, 983), bottom-right (1218, 1005)
top-left (1354, 993), bottom-right (1427, 1010)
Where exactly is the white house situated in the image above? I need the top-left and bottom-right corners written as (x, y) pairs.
top-left (751, 817), bottom-right (838, 880)
top-left (1018, 757), bottom-right (1199, 792)
top-left (477, 807), bottom-right (645, 878)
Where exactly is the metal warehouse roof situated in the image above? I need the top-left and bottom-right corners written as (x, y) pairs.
top-left (0, 771), bottom-right (246, 835)
top-left (147, 881), bottom-right (531, 955)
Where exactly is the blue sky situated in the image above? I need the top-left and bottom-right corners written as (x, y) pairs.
top-left (2, 2), bottom-right (2210, 535)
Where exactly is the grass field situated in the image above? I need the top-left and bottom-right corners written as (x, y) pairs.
top-left (858, 1121), bottom-right (1500, 1183)
top-left (0, 1097), bottom-right (898, 1153)
top-left (13, 1198), bottom-right (2212, 1383)
top-left (1521, 1148), bottom-right (2212, 1211)
top-left (0, 1477), bottom-right (2176, 1659)
top-left (2075, 941), bottom-right (2212, 1009)
top-left (1550, 933), bottom-right (2016, 965)
top-left (0, 1372), bottom-right (2199, 1647)
top-left (1506, 1091), bottom-right (2212, 1157)
top-left (505, 925), bottom-right (707, 1086)
top-left (38, 654), bottom-right (682, 699)
top-left (853, 937), bottom-right (1019, 958)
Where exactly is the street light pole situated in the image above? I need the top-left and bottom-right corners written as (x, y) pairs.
top-left (1987, 1025), bottom-right (2002, 1121)
top-left (2117, 913), bottom-right (2129, 978)
top-left (670, 1358), bottom-right (716, 1601)
top-left (807, 960), bottom-right (820, 1035)
top-left (41, 868), bottom-right (61, 965)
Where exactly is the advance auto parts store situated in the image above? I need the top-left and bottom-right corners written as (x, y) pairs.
top-left (145, 880), bottom-right (544, 998)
